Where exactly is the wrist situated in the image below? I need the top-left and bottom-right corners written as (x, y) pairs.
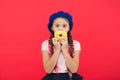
top-left (62, 48), bottom-right (67, 52)
top-left (55, 47), bottom-right (60, 52)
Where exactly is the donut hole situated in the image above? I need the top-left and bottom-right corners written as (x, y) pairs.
top-left (59, 34), bottom-right (62, 37)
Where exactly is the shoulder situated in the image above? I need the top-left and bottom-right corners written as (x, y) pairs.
top-left (41, 40), bottom-right (49, 45)
top-left (73, 40), bottom-right (81, 45)
top-left (41, 40), bottom-right (49, 51)
top-left (73, 40), bottom-right (81, 51)
top-left (73, 40), bottom-right (81, 47)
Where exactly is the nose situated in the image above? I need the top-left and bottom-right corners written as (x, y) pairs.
top-left (58, 26), bottom-right (64, 30)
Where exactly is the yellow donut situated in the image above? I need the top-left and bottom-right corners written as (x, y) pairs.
top-left (54, 31), bottom-right (67, 40)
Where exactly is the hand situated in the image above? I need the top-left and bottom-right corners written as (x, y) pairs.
top-left (52, 38), bottom-right (61, 51)
top-left (61, 38), bottom-right (68, 51)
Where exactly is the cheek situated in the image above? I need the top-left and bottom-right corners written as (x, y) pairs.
top-left (66, 27), bottom-right (70, 31)
top-left (64, 29), bottom-right (69, 33)
top-left (52, 27), bottom-right (58, 31)
top-left (66, 29), bottom-right (70, 33)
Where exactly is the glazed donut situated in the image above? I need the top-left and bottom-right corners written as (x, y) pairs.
top-left (54, 31), bottom-right (67, 40)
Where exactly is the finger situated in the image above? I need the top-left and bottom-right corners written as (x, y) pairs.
top-left (54, 38), bottom-right (59, 42)
top-left (52, 38), bottom-right (55, 42)
top-left (55, 37), bottom-right (59, 40)
top-left (63, 37), bottom-right (67, 41)
top-left (55, 38), bottom-right (59, 42)
top-left (61, 38), bottom-right (64, 41)
top-left (57, 40), bottom-right (60, 43)
top-left (61, 38), bottom-right (65, 42)
top-left (61, 40), bottom-right (64, 43)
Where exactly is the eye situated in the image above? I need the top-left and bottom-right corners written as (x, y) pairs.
top-left (63, 24), bottom-right (67, 28)
top-left (55, 24), bottom-right (59, 27)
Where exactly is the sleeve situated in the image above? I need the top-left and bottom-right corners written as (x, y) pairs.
top-left (73, 40), bottom-right (81, 51)
top-left (41, 40), bottom-right (49, 51)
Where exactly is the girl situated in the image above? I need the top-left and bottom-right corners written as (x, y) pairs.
top-left (41, 11), bottom-right (83, 80)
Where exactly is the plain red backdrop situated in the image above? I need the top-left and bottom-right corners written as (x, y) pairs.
top-left (0, 0), bottom-right (120, 80)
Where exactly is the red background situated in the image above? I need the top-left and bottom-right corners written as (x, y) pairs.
top-left (0, 0), bottom-right (120, 80)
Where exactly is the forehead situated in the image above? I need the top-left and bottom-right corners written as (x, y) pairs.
top-left (53, 17), bottom-right (69, 24)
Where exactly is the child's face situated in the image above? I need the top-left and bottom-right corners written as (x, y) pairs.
top-left (51, 17), bottom-right (70, 32)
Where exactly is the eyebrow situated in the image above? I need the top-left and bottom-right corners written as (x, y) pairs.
top-left (53, 23), bottom-right (68, 25)
top-left (53, 23), bottom-right (59, 25)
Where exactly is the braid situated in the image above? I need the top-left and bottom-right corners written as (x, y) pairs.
top-left (48, 31), bottom-right (54, 54)
top-left (68, 31), bottom-right (74, 56)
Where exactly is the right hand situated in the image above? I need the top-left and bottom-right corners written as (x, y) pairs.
top-left (52, 38), bottom-right (61, 51)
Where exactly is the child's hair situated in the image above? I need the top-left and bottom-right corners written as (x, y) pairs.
top-left (47, 11), bottom-right (74, 56)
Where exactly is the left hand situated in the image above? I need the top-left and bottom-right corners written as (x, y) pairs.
top-left (60, 38), bottom-right (68, 51)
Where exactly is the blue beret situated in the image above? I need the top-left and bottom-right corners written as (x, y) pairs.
top-left (48, 11), bottom-right (73, 32)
